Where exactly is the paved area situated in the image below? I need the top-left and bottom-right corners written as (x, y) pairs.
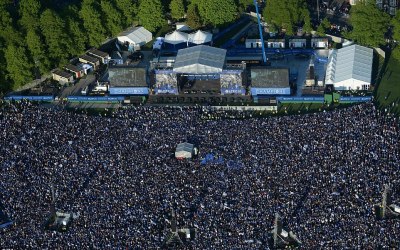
top-left (269, 49), bottom-right (329, 96)
top-left (59, 74), bottom-right (96, 98)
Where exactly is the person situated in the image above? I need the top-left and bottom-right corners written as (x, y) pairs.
top-left (0, 101), bottom-right (399, 248)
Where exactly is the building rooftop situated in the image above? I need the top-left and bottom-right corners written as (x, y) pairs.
top-left (79, 54), bottom-right (100, 64)
top-left (64, 64), bottom-right (82, 72)
top-left (250, 67), bottom-right (289, 88)
top-left (173, 45), bottom-right (226, 74)
top-left (87, 48), bottom-right (109, 58)
top-left (52, 69), bottom-right (73, 79)
top-left (108, 66), bottom-right (147, 87)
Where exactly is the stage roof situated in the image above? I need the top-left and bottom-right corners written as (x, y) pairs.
top-left (173, 45), bottom-right (226, 74)
top-left (250, 67), bottom-right (289, 88)
top-left (108, 66), bottom-right (147, 87)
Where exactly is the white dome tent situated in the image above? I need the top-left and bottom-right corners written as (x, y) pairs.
top-left (164, 30), bottom-right (189, 45)
top-left (188, 30), bottom-right (213, 45)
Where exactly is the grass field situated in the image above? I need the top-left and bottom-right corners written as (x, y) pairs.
top-left (375, 54), bottom-right (400, 115)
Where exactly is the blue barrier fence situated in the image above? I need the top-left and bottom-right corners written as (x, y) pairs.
top-left (67, 96), bottom-right (124, 102)
top-left (277, 96), bottom-right (325, 103)
top-left (4, 95), bottom-right (54, 101)
top-left (339, 96), bottom-right (372, 102)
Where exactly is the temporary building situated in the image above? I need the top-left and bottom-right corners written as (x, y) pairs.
top-left (188, 30), bottom-right (213, 45)
top-left (175, 142), bottom-right (194, 159)
top-left (117, 26), bottom-right (153, 47)
top-left (325, 45), bottom-right (373, 90)
top-left (173, 45), bottom-right (226, 74)
top-left (164, 30), bottom-right (189, 45)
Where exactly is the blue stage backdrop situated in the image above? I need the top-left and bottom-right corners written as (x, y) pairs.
top-left (251, 87), bottom-right (291, 96)
top-left (109, 87), bottom-right (148, 95)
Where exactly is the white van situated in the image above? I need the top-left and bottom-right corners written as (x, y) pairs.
top-left (81, 86), bottom-right (88, 95)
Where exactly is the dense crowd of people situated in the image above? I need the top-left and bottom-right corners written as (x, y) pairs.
top-left (0, 100), bottom-right (399, 249)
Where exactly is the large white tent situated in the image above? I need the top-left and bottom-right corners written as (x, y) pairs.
top-left (188, 30), bottom-right (213, 45)
top-left (175, 142), bottom-right (194, 159)
top-left (117, 26), bottom-right (152, 47)
top-left (325, 45), bottom-right (373, 90)
top-left (164, 30), bottom-right (189, 45)
top-left (173, 45), bottom-right (226, 74)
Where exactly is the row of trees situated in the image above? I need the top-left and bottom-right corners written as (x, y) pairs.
top-left (347, 0), bottom-right (400, 59)
top-left (0, 0), bottom-right (256, 91)
top-left (1, 0), bottom-right (399, 91)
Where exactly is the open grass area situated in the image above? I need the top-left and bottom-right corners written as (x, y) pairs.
top-left (375, 54), bottom-right (400, 115)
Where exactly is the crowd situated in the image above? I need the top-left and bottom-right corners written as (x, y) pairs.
top-left (0, 100), bottom-right (399, 249)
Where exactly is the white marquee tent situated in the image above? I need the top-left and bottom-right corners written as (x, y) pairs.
top-left (188, 30), bottom-right (213, 45)
top-left (117, 26), bottom-right (152, 47)
top-left (164, 30), bottom-right (189, 45)
top-left (325, 45), bottom-right (373, 90)
top-left (173, 45), bottom-right (226, 74)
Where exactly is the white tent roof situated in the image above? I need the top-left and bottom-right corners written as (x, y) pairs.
top-left (164, 30), bottom-right (189, 45)
top-left (175, 142), bottom-right (194, 159)
top-left (117, 26), bottom-right (152, 46)
top-left (173, 45), bottom-right (226, 74)
top-left (188, 30), bottom-right (213, 45)
top-left (327, 45), bottom-right (373, 84)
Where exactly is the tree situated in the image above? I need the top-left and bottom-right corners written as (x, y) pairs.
top-left (40, 9), bottom-right (70, 65)
top-left (186, 3), bottom-right (202, 29)
top-left (169, 0), bottom-right (185, 20)
top-left (80, 0), bottom-right (108, 46)
top-left (238, 0), bottom-right (253, 13)
top-left (114, 0), bottom-right (138, 27)
top-left (263, 0), bottom-right (292, 34)
top-left (0, 1), bottom-right (23, 46)
top-left (62, 5), bottom-right (87, 56)
top-left (101, 0), bottom-right (124, 36)
top-left (347, 0), bottom-right (390, 47)
top-left (392, 11), bottom-right (400, 44)
top-left (4, 44), bottom-right (33, 89)
top-left (316, 17), bottom-right (331, 36)
top-left (263, 0), bottom-right (309, 35)
top-left (138, 0), bottom-right (165, 32)
top-left (197, 0), bottom-right (238, 27)
top-left (19, 0), bottom-right (41, 31)
top-left (26, 29), bottom-right (50, 74)
top-left (302, 11), bottom-right (312, 34)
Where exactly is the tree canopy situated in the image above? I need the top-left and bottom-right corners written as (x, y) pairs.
top-left (197, 0), bottom-right (238, 27)
top-left (347, 0), bottom-right (390, 47)
top-left (263, 0), bottom-right (310, 35)
top-left (138, 0), bottom-right (165, 32)
top-left (169, 0), bottom-right (185, 20)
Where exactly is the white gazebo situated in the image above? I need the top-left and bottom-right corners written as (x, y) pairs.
top-left (188, 30), bottom-right (213, 45)
top-left (164, 30), bottom-right (189, 45)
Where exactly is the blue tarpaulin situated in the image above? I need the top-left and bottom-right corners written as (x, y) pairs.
top-left (200, 153), bottom-right (225, 165)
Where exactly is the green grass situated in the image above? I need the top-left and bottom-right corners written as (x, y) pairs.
top-left (375, 54), bottom-right (400, 115)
